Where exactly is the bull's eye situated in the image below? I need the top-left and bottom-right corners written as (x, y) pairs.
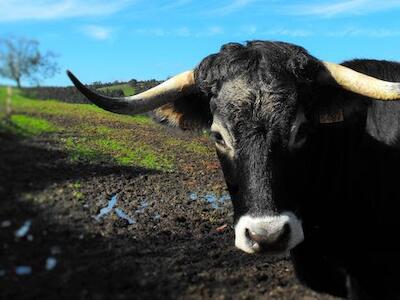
top-left (211, 131), bottom-right (226, 147)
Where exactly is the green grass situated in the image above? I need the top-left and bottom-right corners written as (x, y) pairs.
top-left (0, 114), bottom-right (58, 137)
top-left (98, 84), bottom-right (136, 96)
top-left (0, 88), bottom-right (6, 101)
top-left (128, 114), bottom-right (153, 125)
top-left (96, 125), bottom-right (113, 135)
top-left (95, 138), bottom-right (126, 153)
top-left (11, 114), bottom-right (58, 135)
top-left (116, 144), bottom-right (174, 170)
top-left (94, 138), bottom-right (174, 170)
top-left (0, 88), bottom-right (152, 125)
top-left (166, 138), bottom-right (210, 155)
top-left (64, 135), bottom-right (174, 170)
top-left (68, 181), bottom-right (84, 200)
top-left (0, 86), bottom-right (212, 171)
top-left (65, 137), bottom-right (100, 162)
top-left (184, 141), bottom-right (210, 155)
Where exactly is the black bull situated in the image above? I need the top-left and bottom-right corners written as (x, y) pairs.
top-left (68, 41), bottom-right (400, 299)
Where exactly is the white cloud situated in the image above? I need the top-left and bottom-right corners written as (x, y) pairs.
top-left (262, 28), bottom-right (313, 37)
top-left (159, 0), bottom-right (192, 10)
top-left (0, 0), bottom-right (132, 22)
top-left (134, 26), bottom-right (224, 38)
top-left (192, 26), bottom-right (225, 37)
top-left (285, 0), bottom-right (400, 17)
top-left (240, 25), bottom-right (258, 35)
top-left (176, 27), bottom-right (191, 37)
top-left (261, 27), bottom-right (400, 38)
top-left (259, 27), bottom-right (400, 38)
top-left (203, 26), bottom-right (224, 36)
top-left (209, 0), bottom-right (255, 16)
top-left (134, 28), bottom-right (168, 37)
top-left (81, 25), bottom-right (113, 40)
top-left (327, 28), bottom-right (400, 38)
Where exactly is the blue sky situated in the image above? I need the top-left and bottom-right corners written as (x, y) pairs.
top-left (1, 0), bottom-right (400, 86)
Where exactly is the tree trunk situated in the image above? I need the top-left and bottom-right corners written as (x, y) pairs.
top-left (16, 78), bottom-right (21, 88)
top-left (6, 86), bottom-right (12, 118)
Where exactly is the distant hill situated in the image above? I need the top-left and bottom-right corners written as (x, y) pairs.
top-left (97, 83), bottom-right (136, 96)
top-left (21, 78), bottom-right (162, 103)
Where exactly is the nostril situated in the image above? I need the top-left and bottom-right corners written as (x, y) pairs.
top-left (246, 223), bottom-right (291, 252)
top-left (278, 223), bottom-right (291, 243)
top-left (246, 228), bottom-right (267, 244)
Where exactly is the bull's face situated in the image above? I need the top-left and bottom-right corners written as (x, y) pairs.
top-left (192, 42), bottom-right (324, 254)
top-left (67, 41), bottom-right (400, 256)
top-left (208, 76), bottom-right (305, 254)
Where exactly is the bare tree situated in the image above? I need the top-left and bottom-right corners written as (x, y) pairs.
top-left (0, 37), bottom-right (59, 88)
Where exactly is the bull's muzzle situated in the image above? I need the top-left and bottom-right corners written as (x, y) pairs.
top-left (234, 212), bottom-right (304, 255)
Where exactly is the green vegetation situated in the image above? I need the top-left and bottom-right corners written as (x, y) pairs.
top-left (166, 138), bottom-right (210, 155)
top-left (65, 137), bottom-right (100, 162)
top-left (1, 114), bottom-right (58, 137)
top-left (65, 136), bottom-right (174, 170)
top-left (0, 86), bottom-right (212, 171)
top-left (0, 86), bottom-right (7, 99)
top-left (184, 141), bottom-right (210, 155)
top-left (98, 84), bottom-right (136, 96)
top-left (95, 125), bottom-right (113, 135)
top-left (68, 181), bottom-right (84, 200)
top-left (11, 114), bottom-right (58, 135)
top-left (0, 88), bottom-right (151, 125)
top-left (69, 181), bottom-right (82, 189)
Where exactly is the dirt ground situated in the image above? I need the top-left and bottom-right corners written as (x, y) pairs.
top-left (0, 123), bottom-right (340, 299)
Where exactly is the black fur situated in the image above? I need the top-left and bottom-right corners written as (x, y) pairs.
top-left (191, 41), bottom-right (400, 299)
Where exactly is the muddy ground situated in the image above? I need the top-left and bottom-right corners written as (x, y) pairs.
top-left (0, 121), bottom-right (339, 300)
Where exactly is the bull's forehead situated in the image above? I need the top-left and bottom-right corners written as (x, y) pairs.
top-left (214, 77), bottom-right (287, 123)
top-left (217, 78), bottom-right (253, 105)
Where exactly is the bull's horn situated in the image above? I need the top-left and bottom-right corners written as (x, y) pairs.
top-left (320, 62), bottom-right (400, 100)
top-left (66, 70), bottom-right (196, 114)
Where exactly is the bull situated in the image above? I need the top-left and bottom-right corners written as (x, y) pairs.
top-left (67, 41), bottom-right (400, 299)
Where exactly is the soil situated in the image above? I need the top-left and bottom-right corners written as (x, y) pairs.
top-left (0, 125), bottom-right (340, 300)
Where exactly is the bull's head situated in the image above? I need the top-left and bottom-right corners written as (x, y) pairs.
top-left (68, 41), bottom-right (400, 255)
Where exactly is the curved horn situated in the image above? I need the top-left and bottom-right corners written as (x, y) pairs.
top-left (66, 70), bottom-right (196, 114)
top-left (320, 62), bottom-right (400, 100)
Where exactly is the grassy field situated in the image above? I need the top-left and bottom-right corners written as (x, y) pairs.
top-left (97, 83), bottom-right (136, 96)
top-left (0, 87), bottom-right (213, 171)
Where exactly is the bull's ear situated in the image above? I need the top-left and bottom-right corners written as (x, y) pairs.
top-left (151, 92), bottom-right (212, 131)
top-left (288, 105), bottom-right (309, 151)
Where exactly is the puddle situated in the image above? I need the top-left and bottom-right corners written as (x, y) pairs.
top-left (219, 194), bottom-right (231, 202)
top-left (15, 220), bottom-right (32, 238)
top-left (115, 208), bottom-right (135, 224)
top-left (94, 195), bottom-right (137, 225)
top-left (45, 257), bottom-right (57, 271)
top-left (15, 266), bottom-right (32, 275)
top-left (189, 192), bottom-right (198, 200)
top-left (204, 193), bottom-right (221, 209)
top-left (189, 192), bottom-right (231, 209)
top-left (135, 199), bottom-right (149, 214)
top-left (93, 195), bottom-right (157, 224)
top-left (94, 195), bottom-right (117, 221)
